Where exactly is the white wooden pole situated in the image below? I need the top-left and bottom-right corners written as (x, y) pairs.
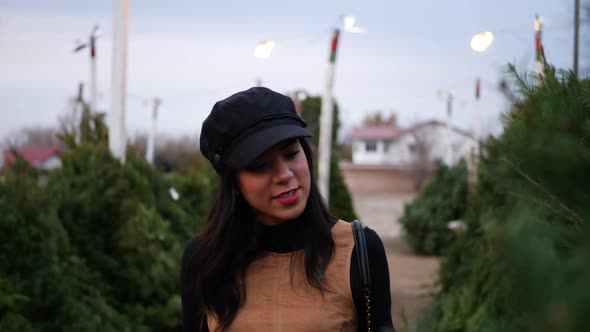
top-left (318, 29), bottom-right (340, 203)
top-left (109, 0), bottom-right (129, 163)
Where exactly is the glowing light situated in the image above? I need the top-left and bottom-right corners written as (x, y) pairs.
top-left (471, 32), bottom-right (494, 52)
top-left (344, 16), bottom-right (356, 30)
top-left (254, 40), bottom-right (275, 59)
top-left (534, 15), bottom-right (543, 32)
top-left (343, 16), bottom-right (366, 33)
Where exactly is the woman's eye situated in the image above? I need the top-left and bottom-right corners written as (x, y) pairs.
top-left (285, 150), bottom-right (300, 160)
top-left (245, 162), bottom-right (267, 172)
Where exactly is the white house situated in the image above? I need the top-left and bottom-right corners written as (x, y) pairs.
top-left (1, 147), bottom-right (62, 172)
top-left (351, 121), bottom-right (476, 167)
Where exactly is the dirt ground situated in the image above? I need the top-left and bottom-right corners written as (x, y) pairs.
top-left (351, 193), bottom-right (440, 332)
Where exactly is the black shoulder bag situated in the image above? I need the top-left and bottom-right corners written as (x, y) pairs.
top-left (352, 220), bottom-right (372, 332)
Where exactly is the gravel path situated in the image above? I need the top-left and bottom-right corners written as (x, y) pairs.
top-left (351, 193), bottom-right (440, 332)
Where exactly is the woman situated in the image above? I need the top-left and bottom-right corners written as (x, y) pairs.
top-left (181, 87), bottom-right (395, 332)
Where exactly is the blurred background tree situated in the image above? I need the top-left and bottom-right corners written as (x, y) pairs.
top-left (411, 65), bottom-right (590, 332)
top-left (299, 94), bottom-right (357, 221)
top-left (0, 105), bottom-right (213, 331)
top-left (362, 111), bottom-right (398, 127)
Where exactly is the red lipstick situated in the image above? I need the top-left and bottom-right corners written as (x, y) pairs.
top-left (274, 188), bottom-right (299, 205)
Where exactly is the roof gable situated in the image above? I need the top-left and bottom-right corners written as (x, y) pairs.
top-left (351, 126), bottom-right (403, 140)
top-left (3, 147), bottom-right (62, 166)
top-left (352, 120), bottom-right (473, 141)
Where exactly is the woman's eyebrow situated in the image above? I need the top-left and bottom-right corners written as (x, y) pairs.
top-left (277, 139), bottom-right (297, 150)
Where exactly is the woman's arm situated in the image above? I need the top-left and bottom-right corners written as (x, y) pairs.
top-left (181, 237), bottom-right (209, 332)
top-left (351, 227), bottom-right (395, 332)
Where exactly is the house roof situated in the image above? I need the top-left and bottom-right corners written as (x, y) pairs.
top-left (406, 120), bottom-right (474, 138)
top-left (2, 146), bottom-right (62, 167)
top-left (352, 120), bottom-right (474, 140)
top-left (351, 126), bottom-right (404, 140)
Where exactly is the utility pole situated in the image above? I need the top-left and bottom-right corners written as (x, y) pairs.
top-left (77, 82), bottom-right (84, 103)
top-left (89, 27), bottom-right (98, 114)
top-left (318, 28), bottom-right (340, 203)
top-left (445, 93), bottom-right (453, 166)
top-left (474, 78), bottom-right (481, 142)
top-left (574, 0), bottom-right (580, 77)
top-left (73, 25), bottom-right (100, 114)
top-left (146, 98), bottom-right (161, 165)
top-left (467, 79), bottom-right (481, 194)
top-left (109, 0), bottom-right (129, 162)
top-left (75, 82), bottom-right (84, 142)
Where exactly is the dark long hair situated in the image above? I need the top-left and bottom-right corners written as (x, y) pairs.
top-left (191, 138), bottom-right (334, 331)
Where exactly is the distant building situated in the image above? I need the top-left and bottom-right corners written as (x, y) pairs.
top-left (341, 121), bottom-right (477, 193)
top-left (351, 120), bottom-right (476, 167)
top-left (1, 147), bottom-right (62, 172)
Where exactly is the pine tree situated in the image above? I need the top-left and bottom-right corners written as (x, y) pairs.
top-left (413, 66), bottom-right (590, 332)
top-left (0, 101), bottom-right (213, 331)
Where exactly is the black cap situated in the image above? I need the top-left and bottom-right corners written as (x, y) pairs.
top-left (200, 87), bottom-right (312, 174)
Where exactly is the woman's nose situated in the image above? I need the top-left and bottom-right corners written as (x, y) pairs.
top-left (272, 159), bottom-right (294, 183)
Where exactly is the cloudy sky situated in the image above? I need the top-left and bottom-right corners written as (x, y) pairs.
top-left (0, 0), bottom-right (584, 144)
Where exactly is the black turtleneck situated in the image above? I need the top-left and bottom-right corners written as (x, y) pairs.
top-left (258, 215), bottom-right (307, 253)
top-left (181, 218), bottom-right (395, 332)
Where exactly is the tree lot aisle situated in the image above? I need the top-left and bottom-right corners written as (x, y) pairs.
top-left (350, 191), bottom-right (439, 332)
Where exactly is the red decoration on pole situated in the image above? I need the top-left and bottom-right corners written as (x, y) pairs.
top-left (534, 15), bottom-right (544, 69)
top-left (535, 32), bottom-right (542, 61)
top-left (329, 29), bottom-right (340, 63)
top-left (475, 78), bottom-right (481, 99)
top-left (90, 36), bottom-right (96, 58)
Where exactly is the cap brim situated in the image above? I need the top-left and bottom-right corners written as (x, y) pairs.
top-left (224, 124), bottom-right (312, 168)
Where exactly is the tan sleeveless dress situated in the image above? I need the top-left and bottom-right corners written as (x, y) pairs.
top-left (207, 220), bottom-right (357, 332)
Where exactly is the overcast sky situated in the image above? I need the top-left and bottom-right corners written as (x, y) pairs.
top-left (0, 0), bottom-right (585, 144)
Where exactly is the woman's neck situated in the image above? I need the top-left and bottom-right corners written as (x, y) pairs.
top-left (258, 217), bottom-right (305, 253)
top-left (257, 216), bottom-right (338, 253)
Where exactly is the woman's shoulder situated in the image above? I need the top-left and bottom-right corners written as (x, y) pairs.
top-left (334, 219), bottom-right (386, 253)
top-left (330, 219), bottom-right (352, 235)
top-left (361, 226), bottom-right (386, 254)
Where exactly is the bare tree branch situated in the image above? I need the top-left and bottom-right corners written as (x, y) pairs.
top-left (409, 129), bottom-right (435, 191)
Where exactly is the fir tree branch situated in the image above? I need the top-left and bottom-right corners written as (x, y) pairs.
top-left (501, 156), bottom-right (584, 227)
top-left (506, 192), bottom-right (582, 227)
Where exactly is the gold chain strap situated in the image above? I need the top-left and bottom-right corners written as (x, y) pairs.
top-left (365, 292), bottom-right (371, 332)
